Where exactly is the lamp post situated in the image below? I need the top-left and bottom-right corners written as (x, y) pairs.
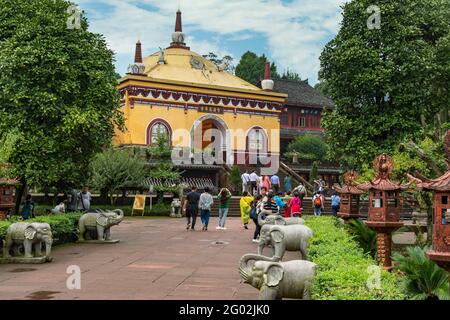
top-left (359, 154), bottom-right (404, 270)
top-left (335, 171), bottom-right (364, 223)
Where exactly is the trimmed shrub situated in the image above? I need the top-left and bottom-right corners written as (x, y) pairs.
top-left (304, 216), bottom-right (405, 300)
top-left (0, 213), bottom-right (82, 246)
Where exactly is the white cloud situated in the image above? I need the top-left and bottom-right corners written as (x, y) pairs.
top-left (74, 0), bottom-right (347, 84)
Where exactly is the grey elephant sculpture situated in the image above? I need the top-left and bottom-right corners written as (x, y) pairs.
top-left (239, 254), bottom-right (316, 300)
top-left (2, 222), bottom-right (53, 262)
top-left (78, 209), bottom-right (124, 243)
top-left (258, 224), bottom-right (313, 261)
top-left (258, 214), bottom-right (305, 226)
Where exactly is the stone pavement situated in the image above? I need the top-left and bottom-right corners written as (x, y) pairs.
top-left (0, 217), bottom-right (418, 300)
top-left (0, 217), bottom-right (296, 300)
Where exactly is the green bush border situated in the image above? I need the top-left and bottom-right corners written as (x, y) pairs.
top-left (0, 213), bottom-right (82, 246)
top-left (304, 216), bottom-right (406, 300)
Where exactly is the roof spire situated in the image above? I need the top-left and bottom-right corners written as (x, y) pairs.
top-left (264, 61), bottom-right (271, 80)
top-left (175, 9), bottom-right (182, 32)
top-left (134, 40), bottom-right (143, 63)
top-left (261, 61), bottom-right (274, 91)
top-left (169, 9), bottom-right (190, 49)
top-left (127, 40), bottom-right (146, 75)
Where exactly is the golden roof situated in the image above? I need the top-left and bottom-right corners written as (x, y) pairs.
top-left (143, 48), bottom-right (261, 91)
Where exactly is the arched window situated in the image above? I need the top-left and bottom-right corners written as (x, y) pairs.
top-left (247, 127), bottom-right (267, 153)
top-left (147, 119), bottom-right (172, 146)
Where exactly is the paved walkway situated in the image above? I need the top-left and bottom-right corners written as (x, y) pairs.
top-left (0, 217), bottom-right (293, 300)
top-left (0, 217), bottom-right (418, 300)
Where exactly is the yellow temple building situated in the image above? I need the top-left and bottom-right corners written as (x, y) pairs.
top-left (116, 10), bottom-right (287, 187)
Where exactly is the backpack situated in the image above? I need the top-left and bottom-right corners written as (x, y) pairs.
top-left (314, 196), bottom-right (322, 207)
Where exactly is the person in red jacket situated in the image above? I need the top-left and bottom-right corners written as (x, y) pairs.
top-left (289, 191), bottom-right (302, 217)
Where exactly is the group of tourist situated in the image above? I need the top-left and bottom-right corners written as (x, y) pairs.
top-left (181, 172), bottom-right (341, 235)
top-left (241, 170), bottom-right (293, 195)
top-left (20, 186), bottom-right (93, 220)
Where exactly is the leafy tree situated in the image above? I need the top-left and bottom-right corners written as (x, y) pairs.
top-left (309, 161), bottom-right (318, 184)
top-left (314, 80), bottom-right (332, 97)
top-left (393, 246), bottom-right (449, 300)
top-left (319, 0), bottom-right (450, 169)
top-left (285, 135), bottom-right (328, 162)
top-left (90, 148), bottom-right (146, 205)
top-left (279, 68), bottom-right (301, 81)
top-left (202, 52), bottom-right (235, 73)
top-left (235, 51), bottom-right (279, 86)
top-left (0, 0), bottom-right (124, 210)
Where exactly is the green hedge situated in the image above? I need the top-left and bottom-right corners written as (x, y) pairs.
top-left (0, 213), bottom-right (82, 246)
top-left (27, 204), bottom-right (170, 217)
top-left (304, 216), bottom-right (406, 300)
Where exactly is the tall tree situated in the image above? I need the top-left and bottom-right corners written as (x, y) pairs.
top-left (319, 0), bottom-right (450, 169)
top-left (235, 51), bottom-right (279, 86)
top-left (0, 0), bottom-right (124, 209)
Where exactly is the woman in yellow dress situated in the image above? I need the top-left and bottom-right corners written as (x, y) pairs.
top-left (239, 191), bottom-right (254, 230)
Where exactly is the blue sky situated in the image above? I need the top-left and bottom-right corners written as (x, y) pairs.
top-left (74, 0), bottom-right (347, 85)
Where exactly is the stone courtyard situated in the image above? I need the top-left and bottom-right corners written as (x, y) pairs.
top-left (0, 217), bottom-right (283, 300)
top-left (0, 216), bottom-right (417, 300)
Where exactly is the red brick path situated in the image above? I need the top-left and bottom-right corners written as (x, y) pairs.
top-left (0, 217), bottom-right (300, 300)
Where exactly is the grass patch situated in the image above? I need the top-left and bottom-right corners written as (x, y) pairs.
top-left (304, 216), bottom-right (406, 300)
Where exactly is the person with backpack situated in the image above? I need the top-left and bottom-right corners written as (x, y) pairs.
top-left (293, 182), bottom-right (307, 207)
top-left (331, 191), bottom-right (341, 217)
top-left (250, 195), bottom-right (263, 243)
top-left (312, 191), bottom-right (325, 216)
top-left (290, 191), bottom-right (302, 217)
top-left (21, 194), bottom-right (36, 220)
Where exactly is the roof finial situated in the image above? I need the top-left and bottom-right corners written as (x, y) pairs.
top-left (134, 40), bottom-right (143, 63)
top-left (261, 61), bottom-right (274, 91)
top-left (127, 40), bottom-right (146, 75)
top-left (169, 9), bottom-right (189, 49)
top-left (175, 9), bottom-right (182, 32)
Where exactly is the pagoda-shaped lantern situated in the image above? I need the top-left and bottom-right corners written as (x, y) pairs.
top-left (335, 171), bottom-right (364, 223)
top-left (359, 154), bottom-right (404, 269)
top-left (0, 178), bottom-right (19, 220)
top-left (408, 130), bottom-right (450, 274)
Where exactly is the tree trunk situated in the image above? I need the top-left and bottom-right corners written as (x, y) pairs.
top-left (14, 178), bottom-right (26, 216)
top-left (401, 141), bottom-right (443, 176)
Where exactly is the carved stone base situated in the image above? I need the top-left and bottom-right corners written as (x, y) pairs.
top-left (77, 239), bottom-right (120, 244)
top-left (0, 256), bottom-right (52, 264)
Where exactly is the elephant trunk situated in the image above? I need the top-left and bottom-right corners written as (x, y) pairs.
top-left (42, 235), bottom-right (53, 257)
top-left (258, 213), bottom-right (266, 227)
top-left (113, 209), bottom-right (124, 224)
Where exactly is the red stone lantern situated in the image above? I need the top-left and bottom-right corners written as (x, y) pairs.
top-left (407, 131), bottom-right (450, 274)
top-left (359, 154), bottom-right (404, 270)
top-left (335, 171), bottom-right (364, 222)
top-left (0, 178), bottom-right (19, 220)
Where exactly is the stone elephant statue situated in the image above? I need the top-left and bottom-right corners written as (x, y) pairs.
top-left (78, 209), bottom-right (124, 241)
top-left (239, 254), bottom-right (316, 300)
top-left (258, 224), bottom-right (313, 261)
top-left (3, 222), bottom-right (53, 261)
top-left (258, 214), bottom-right (305, 226)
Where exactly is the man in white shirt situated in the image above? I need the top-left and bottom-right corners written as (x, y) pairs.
top-left (249, 170), bottom-right (259, 195)
top-left (241, 170), bottom-right (250, 193)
